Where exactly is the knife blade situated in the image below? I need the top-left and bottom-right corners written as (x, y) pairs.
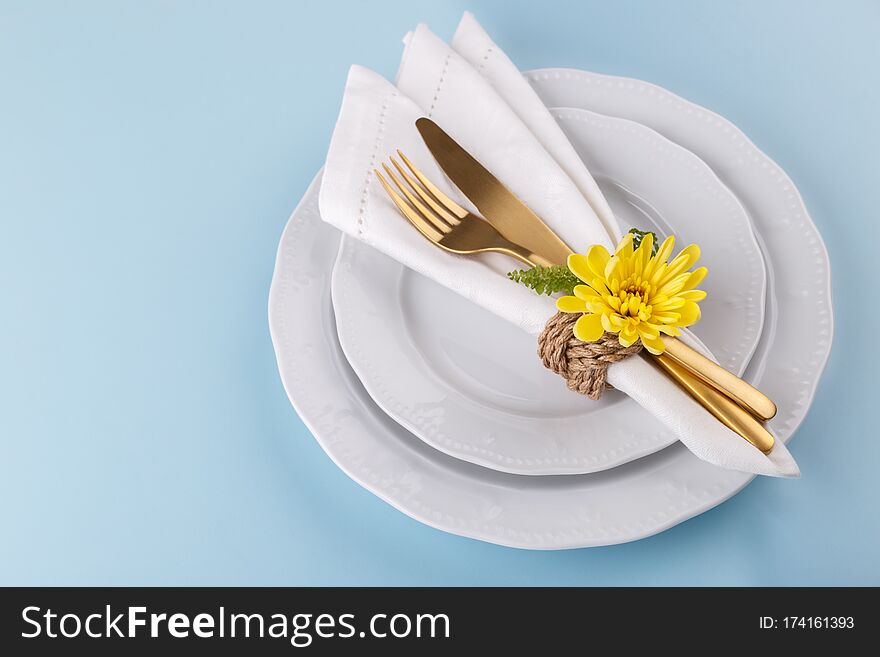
top-left (416, 117), bottom-right (575, 267)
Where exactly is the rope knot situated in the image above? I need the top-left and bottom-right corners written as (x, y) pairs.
top-left (537, 311), bottom-right (642, 400)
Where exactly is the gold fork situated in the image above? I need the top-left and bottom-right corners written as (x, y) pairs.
top-left (374, 152), bottom-right (554, 268)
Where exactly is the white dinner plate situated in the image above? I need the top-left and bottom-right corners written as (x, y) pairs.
top-left (331, 108), bottom-right (765, 475)
top-left (268, 70), bottom-right (832, 548)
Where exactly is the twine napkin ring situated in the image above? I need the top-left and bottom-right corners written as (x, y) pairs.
top-left (537, 311), bottom-right (642, 400)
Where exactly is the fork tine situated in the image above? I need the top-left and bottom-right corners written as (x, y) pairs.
top-left (381, 163), bottom-right (451, 235)
top-left (389, 157), bottom-right (460, 227)
top-left (397, 150), bottom-right (468, 221)
top-left (373, 170), bottom-right (444, 243)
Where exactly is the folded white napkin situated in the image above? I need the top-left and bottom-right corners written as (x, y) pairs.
top-left (319, 13), bottom-right (798, 477)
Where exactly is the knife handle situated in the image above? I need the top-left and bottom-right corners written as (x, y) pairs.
top-left (651, 353), bottom-right (775, 454)
top-left (660, 337), bottom-right (777, 420)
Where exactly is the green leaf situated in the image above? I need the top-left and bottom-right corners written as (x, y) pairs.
top-left (628, 227), bottom-right (659, 256)
top-left (506, 265), bottom-right (580, 296)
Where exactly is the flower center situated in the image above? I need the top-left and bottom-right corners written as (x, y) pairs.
top-left (613, 276), bottom-right (653, 320)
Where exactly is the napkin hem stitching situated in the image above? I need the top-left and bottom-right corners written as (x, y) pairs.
top-left (427, 53), bottom-right (452, 117)
top-left (357, 90), bottom-right (398, 237)
top-left (477, 46), bottom-right (493, 72)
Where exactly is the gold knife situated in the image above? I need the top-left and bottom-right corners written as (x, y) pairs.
top-left (415, 118), bottom-right (576, 267)
top-left (417, 117), bottom-right (777, 448)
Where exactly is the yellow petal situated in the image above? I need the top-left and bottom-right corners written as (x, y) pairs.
top-left (604, 255), bottom-right (622, 281)
top-left (653, 297), bottom-right (685, 311)
top-left (652, 312), bottom-right (682, 323)
top-left (677, 301), bottom-right (701, 326)
top-left (639, 232), bottom-right (654, 258)
top-left (641, 333), bottom-right (666, 355)
top-left (657, 254), bottom-right (693, 285)
top-left (567, 254), bottom-right (591, 283)
top-left (654, 235), bottom-right (676, 266)
top-left (657, 272), bottom-right (692, 297)
top-left (615, 232), bottom-right (634, 257)
top-left (648, 262), bottom-right (669, 287)
top-left (637, 322), bottom-right (660, 340)
top-left (680, 267), bottom-right (708, 291)
top-left (556, 296), bottom-right (587, 313)
top-left (642, 244), bottom-right (665, 281)
top-left (633, 233), bottom-right (653, 276)
top-left (606, 313), bottom-right (626, 330)
top-left (573, 313), bottom-right (604, 342)
top-left (678, 289), bottom-right (707, 302)
top-left (627, 296), bottom-right (641, 315)
top-left (586, 245), bottom-right (611, 279)
top-left (592, 276), bottom-right (611, 295)
top-left (677, 244), bottom-right (701, 267)
top-left (573, 284), bottom-right (595, 301)
top-left (619, 323), bottom-right (638, 346)
top-left (649, 293), bottom-right (669, 306)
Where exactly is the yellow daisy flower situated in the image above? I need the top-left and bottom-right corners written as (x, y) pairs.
top-left (556, 233), bottom-right (707, 355)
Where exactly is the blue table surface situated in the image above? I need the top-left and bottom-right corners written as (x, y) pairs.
top-left (2, 0), bottom-right (878, 586)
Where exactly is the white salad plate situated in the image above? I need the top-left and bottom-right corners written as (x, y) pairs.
top-left (268, 70), bottom-right (832, 549)
top-left (331, 108), bottom-right (765, 475)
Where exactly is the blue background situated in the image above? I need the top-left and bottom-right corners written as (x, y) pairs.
top-left (2, 0), bottom-right (878, 585)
